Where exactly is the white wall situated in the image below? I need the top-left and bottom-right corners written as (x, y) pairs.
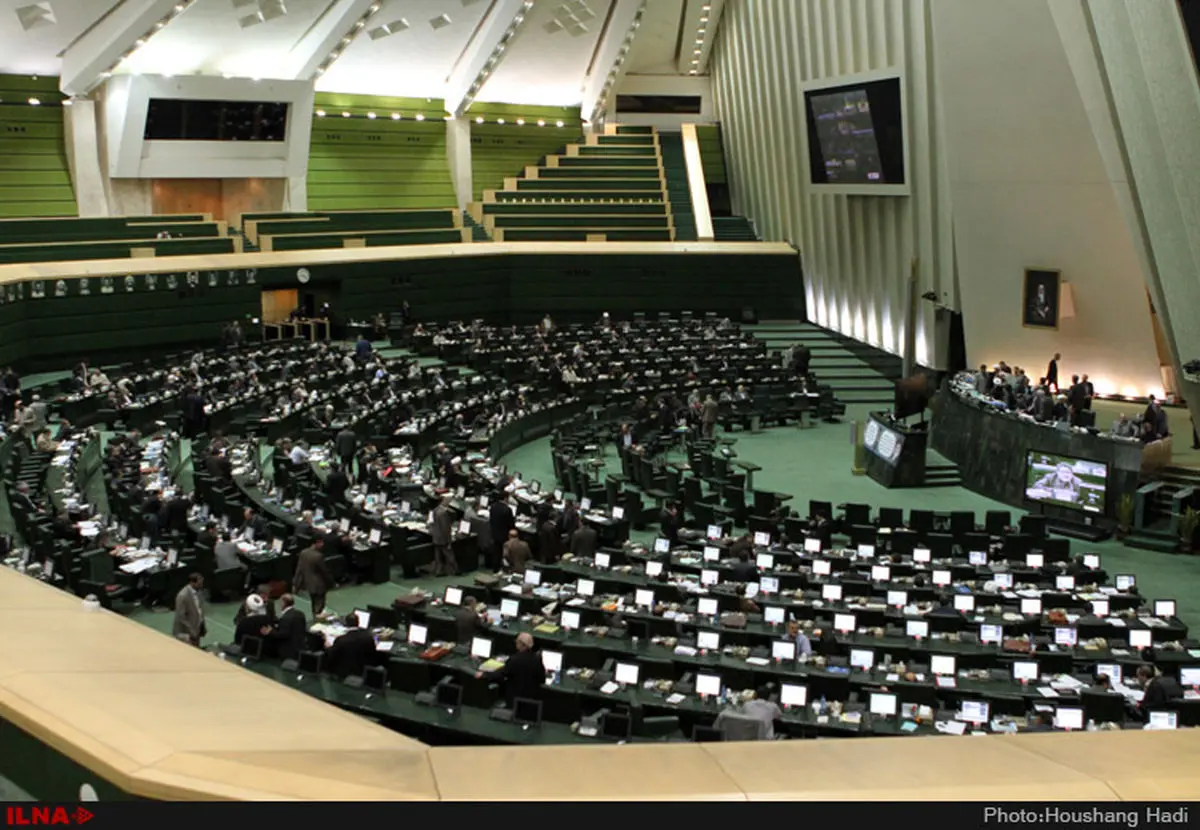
top-left (931, 0), bottom-right (1161, 397)
top-left (711, 0), bottom-right (954, 367)
top-left (614, 75), bottom-right (717, 130)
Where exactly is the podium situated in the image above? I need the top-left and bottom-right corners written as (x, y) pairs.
top-left (864, 412), bottom-right (929, 488)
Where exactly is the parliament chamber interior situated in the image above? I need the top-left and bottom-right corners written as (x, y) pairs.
top-left (2, 0), bottom-right (1200, 805)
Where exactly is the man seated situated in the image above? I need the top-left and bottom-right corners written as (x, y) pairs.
top-left (715, 686), bottom-right (782, 740)
top-left (1111, 414), bottom-right (1136, 438)
top-left (325, 614), bottom-right (377, 680)
top-left (1136, 664), bottom-right (1183, 718)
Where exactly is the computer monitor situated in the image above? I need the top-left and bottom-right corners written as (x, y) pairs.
top-left (780, 683), bottom-right (808, 708)
top-left (849, 648), bottom-right (874, 671)
top-left (513, 697), bottom-right (543, 726)
top-left (697, 630), bottom-right (721, 651)
top-left (700, 569), bottom-right (719, 587)
top-left (241, 636), bottom-right (264, 659)
top-left (696, 673), bottom-right (721, 697)
top-left (953, 594), bottom-right (975, 612)
top-left (444, 586), bottom-right (463, 606)
top-left (1180, 666), bottom-right (1200, 687)
top-left (580, 497), bottom-right (591, 512)
top-left (958, 700), bottom-right (989, 724)
top-left (887, 590), bottom-right (907, 607)
top-left (772, 640), bottom-right (797, 661)
top-left (822, 584), bottom-right (843, 601)
top-left (363, 666), bottom-right (388, 692)
top-left (614, 662), bottom-right (640, 686)
top-left (595, 552), bottom-right (611, 569)
top-left (913, 547), bottom-right (931, 563)
top-left (654, 537), bottom-right (670, 554)
top-left (871, 564), bottom-right (890, 582)
top-left (1155, 600), bottom-right (1177, 618)
top-left (524, 569), bottom-right (542, 586)
top-left (930, 654), bottom-right (956, 676)
top-left (1055, 706), bottom-right (1084, 731)
top-left (1054, 627), bottom-right (1078, 647)
top-left (500, 598), bottom-right (520, 619)
top-left (1091, 599), bottom-right (1109, 617)
top-left (470, 637), bottom-right (492, 659)
top-left (577, 578), bottom-right (595, 597)
top-left (707, 524), bottom-right (722, 541)
top-left (979, 624), bottom-right (1003, 645)
top-left (542, 650), bottom-right (564, 674)
top-left (1095, 663), bottom-right (1122, 684)
top-left (1129, 629), bottom-right (1153, 649)
top-left (635, 588), bottom-right (655, 608)
top-left (645, 560), bottom-right (663, 578)
top-left (834, 613), bottom-right (856, 632)
top-left (804, 537), bottom-right (822, 553)
top-left (756, 553), bottom-right (774, 570)
top-left (1115, 574), bottom-right (1135, 591)
top-left (1021, 597), bottom-right (1042, 615)
top-left (754, 531), bottom-right (772, 548)
top-left (1083, 554), bottom-right (1100, 569)
top-left (812, 559), bottom-right (831, 576)
top-left (1150, 711), bottom-right (1179, 730)
top-left (906, 619), bottom-right (929, 639)
top-left (1026, 553), bottom-right (1044, 568)
top-left (612, 506), bottom-right (625, 520)
top-left (968, 551), bottom-right (987, 566)
top-left (436, 683), bottom-right (463, 708)
top-left (764, 606), bottom-right (785, 624)
top-left (857, 544), bottom-right (875, 559)
top-left (407, 623), bottom-right (428, 646)
top-left (994, 572), bottom-right (1013, 589)
top-left (1056, 574), bottom-right (1075, 591)
top-left (759, 576), bottom-right (780, 594)
top-left (601, 712), bottom-right (632, 741)
top-left (352, 609), bottom-right (370, 629)
top-left (1012, 660), bottom-right (1039, 682)
top-left (298, 650), bottom-right (324, 674)
top-left (703, 546), bottom-right (720, 562)
top-left (869, 692), bottom-right (897, 717)
top-left (933, 569), bottom-right (951, 586)
top-left (697, 597), bottom-right (719, 616)
top-left (561, 609), bottom-right (581, 630)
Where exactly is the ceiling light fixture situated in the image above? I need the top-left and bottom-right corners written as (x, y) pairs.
top-left (313, 2), bottom-right (383, 78)
top-left (455, 1), bottom-right (536, 116)
top-left (591, 2), bottom-right (646, 125)
top-left (415, 113), bottom-right (425, 121)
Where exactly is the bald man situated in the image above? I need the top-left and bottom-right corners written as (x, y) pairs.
top-left (481, 631), bottom-right (545, 704)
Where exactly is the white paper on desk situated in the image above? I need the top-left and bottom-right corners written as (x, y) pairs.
top-left (675, 646), bottom-right (698, 657)
top-left (935, 676), bottom-right (956, 689)
top-left (941, 721), bottom-right (967, 735)
top-left (886, 673), bottom-right (900, 682)
top-left (666, 693), bottom-right (686, 705)
top-left (1107, 618), bottom-right (1127, 628)
top-left (502, 584), bottom-right (523, 595)
top-left (1099, 586), bottom-right (1118, 595)
top-left (745, 657), bottom-right (770, 666)
top-left (1037, 687), bottom-right (1060, 698)
top-left (375, 641), bottom-right (394, 652)
top-left (600, 681), bottom-right (619, 695)
top-left (1002, 591), bottom-right (1019, 600)
top-left (1189, 649), bottom-right (1200, 659)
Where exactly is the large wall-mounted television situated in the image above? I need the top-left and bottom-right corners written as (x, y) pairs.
top-left (1024, 451), bottom-right (1108, 514)
top-left (803, 70), bottom-right (907, 195)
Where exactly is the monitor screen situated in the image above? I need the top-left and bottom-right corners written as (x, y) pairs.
top-left (612, 506), bottom-right (625, 520)
top-left (697, 597), bottom-right (719, 616)
top-left (577, 578), bottom-right (595, 597)
top-left (930, 654), bottom-right (956, 676)
top-left (1129, 629), bottom-right (1153, 649)
top-left (1083, 554), bottom-right (1100, 569)
top-left (1024, 452), bottom-right (1108, 514)
top-left (500, 598), bottom-right (520, 618)
top-left (953, 594), bottom-right (975, 612)
top-left (887, 590), bottom-right (908, 607)
top-left (780, 683), bottom-right (808, 707)
top-left (1021, 597), bottom-right (1043, 615)
top-left (994, 572), bottom-right (1014, 589)
top-left (697, 630), bottom-right (721, 651)
top-left (635, 589), bottom-right (655, 608)
top-left (756, 553), bottom-right (774, 570)
top-left (822, 583), bottom-right (843, 601)
top-left (968, 551), bottom-right (987, 566)
top-left (834, 613), bottom-right (856, 632)
top-left (871, 564), bottom-right (890, 582)
top-left (1055, 706), bottom-right (1084, 730)
top-left (1091, 599), bottom-right (1109, 617)
top-left (407, 623), bottom-right (428, 646)
top-left (654, 537), bottom-right (670, 554)
top-left (524, 569), bottom-right (542, 586)
top-left (470, 636), bottom-right (492, 659)
top-left (706, 524), bottom-right (722, 540)
top-left (812, 559), bottom-right (831, 576)
top-left (1026, 553), bottom-right (1045, 568)
top-left (754, 531), bottom-right (772, 548)
top-left (906, 619), bottom-right (929, 639)
top-left (1115, 574), bottom-right (1135, 591)
top-left (772, 640), bottom-right (797, 661)
top-left (542, 650), bottom-right (563, 673)
top-left (614, 662), bottom-right (639, 686)
top-left (513, 697), bottom-right (542, 726)
top-left (959, 700), bottom-right (990, 724)
top-left (352, 609), bottom-right (370, 629)
top-left (1150, 711), bottom-right (1178, 729)
top-left (1056, 575), bottom-right (1076, 591)
top-left (933, 569), bottom-right (951, 586)
top-left (1155, 600), bottom-right (1177, 618)
top-left (1054, 627), bottom-right (1078, 647)
top-left (696, 672), bottom-right (721, 697)
top-left (561, 609), bottom-right (581, 630)
top-left (979, 624), bottom-right (1003, 644)
top-left (764, 606), bottom-right (785, 624)
top-left (580, 497), bottom-right (591, 512)
top-left (645, 560), bottom-right (663, 578)
top-left (595, 552), bottom-right (611, 569)
top-left (703, 546), bottom-right (720, 562)
top-left (869, 692), bottom-right (897, 717)
top-left (759, 576), bottom-right (780, 594)
top-left (444, 586), bottom-right (463, 606)
top-left (857, 544), bottom-right (875, 559)
top-left (849, 648), bottom-right (874, 670)
top-left (913, 547), bottom-right (931, 563)
top-left (805, 75), bottom-right (905, 189)
top-left (1096, 662), bottom-right (1122, 684)
top-left (701, 569), bottom-right (719, 586)
top-left (1012, 660), bottom-right (1039, 682)
top-left (1180, 667), bottom-right (1200, 687)
top-left (804, 537), bottom-right (822, 553)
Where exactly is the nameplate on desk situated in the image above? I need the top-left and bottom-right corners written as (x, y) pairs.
top-left (745, 657), bottom-right (770, 666)
top-left (935, 676), bottom-right (956, 689)
top-left (600, 681), bottom-right (619, 695)
top-left (666, 693), bottom-right (686, 705)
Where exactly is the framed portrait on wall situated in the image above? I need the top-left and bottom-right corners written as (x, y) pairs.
top-left (1023, 268), bottom-right (1060, 329)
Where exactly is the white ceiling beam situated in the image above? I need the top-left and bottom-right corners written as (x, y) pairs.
top-left (60, 0), bottom-right (187, 96)
top-left (676, 0), bottom-right (724, 76)
top-left (580, 0), bottom-right (647, 125)
top-left (284, 0), bottom-right (380, 81)
top-left (444, 0), bottom-right (535, 117)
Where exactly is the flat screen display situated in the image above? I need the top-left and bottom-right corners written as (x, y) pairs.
top-left (805, 77), bottom-right (905, 187)
top-left (1024, 452), bottom-right (1107, 514)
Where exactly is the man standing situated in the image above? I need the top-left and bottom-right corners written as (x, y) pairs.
top-left (503, 528), bottom-right (531, 572)
top-left (1046, 353), bottom-right (1060, 393)
top-left (294, 536), bottom-right (334, 616)
top-left (268, 594), bottom-right (307, 661)
top-left (488, 497), bottom-right (515, 572)
top-left (172, 573), bottom-right (206, 647)
top-left (431, 497), bottom-right (458, 576)
top-left (701, 395), bottom-right (719, 440)
top-left (335, 426), bottom-right (357, 469)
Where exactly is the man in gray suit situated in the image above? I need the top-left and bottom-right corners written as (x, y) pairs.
top-left (294, 536), bottom-right (334, 616)
top-left (431, 497), bottom-right (458, 576)
top-left (172, 573), bottom-right (206, 647)
top-left (701, 395), bottom-right (719, 439)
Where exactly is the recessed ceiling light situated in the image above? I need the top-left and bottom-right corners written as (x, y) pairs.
top-left (415, 113), bottom-right (425, 121)
top-left (556, 120), bottom-right (564, 127)
top-left (316, 109), bottom-right (326, 116)
top-left (367, 111), bottom-right (376, 118)
top-left (537, 119), bottom-right (545, 126)
top-left (476, 116), bottom-right (484, 124)
top-left (497, 118), bottom-right (505, 124)
top-left (429, 13), bottom-right (451, 29)
top-left (516, 118), bottom-right (525, 125)
top-left (342, 111), bottom-right (351, 117)
top-left (391, 112), bottom-right (401, 120)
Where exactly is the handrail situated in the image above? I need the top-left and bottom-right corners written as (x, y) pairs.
top-left (681, 124), bottom-right (715, 241)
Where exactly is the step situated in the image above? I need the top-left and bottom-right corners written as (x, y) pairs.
top-left (1124, 534), bottom-right (1180, 553)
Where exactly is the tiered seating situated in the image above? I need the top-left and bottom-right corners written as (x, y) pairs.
top-left (240, 209), bottom-right (469, 252)
top-left (471, 126), bottom-right (676, 242)
top-left (0, 214), bottom-right (235, 264)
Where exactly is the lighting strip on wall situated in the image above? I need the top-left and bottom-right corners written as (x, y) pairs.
top-left (455, 0), bottom-right (536, 117)
top-left (313, 1), bottom-right (384, 79)
top-left (590, 0), bottom-right (646, 127)
top-left (688, 2), bottom-right (712, 75)
top-left (91, 0), bottom-right (197, 89)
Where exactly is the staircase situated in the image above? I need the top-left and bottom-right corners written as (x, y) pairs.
top-left (1124, 465), bottom-right (1200, 552)
top-left (463, 212), bottom-right (490, 242)
top-left (749, 321), bottom-right (901, 406)
top-left (924, 462), bottom-right (963, 488)
top-left (714, 216), bottom-right (758, 241)
top-left (657, 132), bottom-right (697, 242)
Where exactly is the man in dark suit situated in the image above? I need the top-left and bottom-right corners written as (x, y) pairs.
top-left (488, 498), bottom-right (515, 572)
top-left (559, 499), bottom-right (581, 540)
top-left (1137, 664), bottom-right (1183, 717)
top-left (325, 614), bottom-right (376, 680)
top-left (455, 596), bottom-right (484, 644)
top-left (730, 551), bottom-right (757, 583)
top-left (239, 507), bottom-right (269, 541)
top-left (335, 427), bottom-right (357, 469)
top-left (205, 448), bottom-right (232, 481)
top-left (268, 593), bottom-right (307, 661)
top-left (431, 497), bottom-right (457, 576)
top-left (294, 537), bottom-right (334, 616)
top-left (570, 524), bottom-right (599, 559)
top-left (479, 632), bottom-right (544, 704)
top-left (660, 502), bottom-right (681, 548)
top-left (503, 528), bottom-right (531, 572)
top-left (325, 465), bottom-right (350, 504)
top-left (1046, 353), bottom-right (1060, 393)
top-left (196, 520), bottom-right (219, 551)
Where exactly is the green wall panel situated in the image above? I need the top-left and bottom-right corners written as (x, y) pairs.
top-left (467, 103), bottom-right (582, 203)
top-left (0, 75), bottom-right (75, 218)
top-left (695, 124), bottom-right (728, 184)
